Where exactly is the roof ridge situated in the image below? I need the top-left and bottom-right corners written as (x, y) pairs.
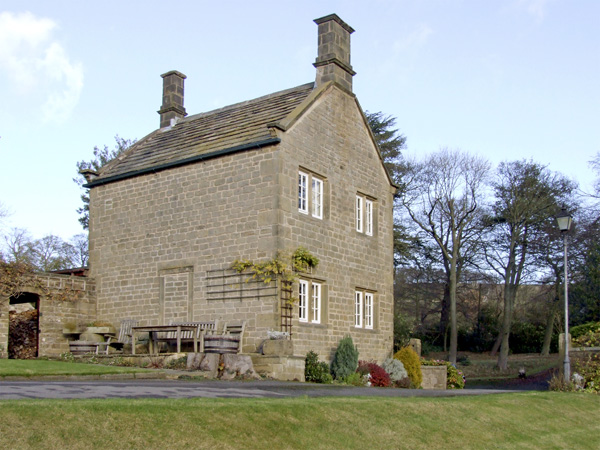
top-left (182, 82), bottom-right (315, 123)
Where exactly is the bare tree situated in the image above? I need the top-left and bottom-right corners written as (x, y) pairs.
top-left (400, 148), bottom-right (490, 363)
top-left (483, 160), bottom-right (577, 369)
top-left (2, 228), bottom-right (35, 265)
top-left (590, 152), bottom-right (600, 199)
top-left (29, 235), bottom-right (76, 271)
top-left (69, 233), bottom-right (89, 268)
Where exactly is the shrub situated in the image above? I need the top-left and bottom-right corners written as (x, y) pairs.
top-left (572, 322), bottom-right (600, 348)
top-left (548, 372), bottom-right (577, 392)
top-left (572, 354), bottom-right (600, 393)
top-left (446, 363), bottom-right (466, 389)
top-left (571, 322), bottom-right (600, 339)
top-left (573, 331), bottom-right (600, 348)
top-left (343, 371), bottom-right (367, 386)
top-left (358, 361), bottom-right (391, 387)
top-left (381, 358), bottom-right (408, 382)
top-left (394, 346), bottom-right (422, 388)
top-left (165, 355), bottom-right (188, 370)
top-left (395, 377), bottom-right (411, 388)
top-left (305, 351), bottom-right (333, 383)
top-left (456, 354), bottom-right (471, 366)
top-left (331, 336), bottom-right (359, 380)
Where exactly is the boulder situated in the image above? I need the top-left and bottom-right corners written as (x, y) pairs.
top-left (220, 354), bottom-right (261, 380)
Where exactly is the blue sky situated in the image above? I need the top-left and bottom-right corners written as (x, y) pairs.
top-left (0, 0), bottom-right (598, 241)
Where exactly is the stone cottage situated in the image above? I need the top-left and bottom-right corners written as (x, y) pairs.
top-left (81, 14), bottom-right (396, 376)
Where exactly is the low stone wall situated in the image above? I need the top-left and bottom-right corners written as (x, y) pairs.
top-left (251, 354), bottom-right (305, 381)
top-left (421, 365), bottom-right (447, 390)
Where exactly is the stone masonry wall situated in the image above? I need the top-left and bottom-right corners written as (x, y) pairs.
top-left (0, 273), bottom-right (96, 358)
top-left (0, 297), bottom-right (7, 358)
top-left (88, 147), bottom-right (283, 352)
top-left (88, 84), bottom-right (394, 364)
top-left (276, 84), bottom-right (395, 363)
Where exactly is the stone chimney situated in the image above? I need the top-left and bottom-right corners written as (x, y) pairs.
top-left (158, 70), bottom-right (187, 128)
top-left (313, 14), bottom-right (356, 91)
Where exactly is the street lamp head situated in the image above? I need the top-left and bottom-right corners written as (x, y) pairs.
top-left (555, 208), bottom-right (573, 233)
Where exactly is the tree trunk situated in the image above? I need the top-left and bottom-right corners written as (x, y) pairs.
top-left (439, 283), bottom-right (450, 342)
top-left (490, 332), bottom-right (502, 356)
top-left (540, 308), bottom-right (556, 356)
top-left (541, 275), bottom-right (561, 356)
top-left (448, 265), bottom-right (458, 365)
top-left (497, 285), bottom-right (514, 370)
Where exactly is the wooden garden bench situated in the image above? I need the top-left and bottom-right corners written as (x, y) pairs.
top-left (154, 321), bottom-right (219, 353)
top-left (98, 319), bottom-right (138, 354)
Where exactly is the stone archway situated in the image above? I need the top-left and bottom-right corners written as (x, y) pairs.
top-left (8, 292), bottom-right (40, 359)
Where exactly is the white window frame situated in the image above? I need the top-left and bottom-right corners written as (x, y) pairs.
top-left (364, 292), bottom-right (373, 329)
top-left (298, 172), bottom-right (308, 214)
top-left (355, 291), bottom-right (363, 328)
top-left (312, 177), bottom-right (323, 219)
top-left (298, 280), bottom-right (308, 322)
top-left (365, 199), bottom-right (373, 236)
top-left (311, 282), bottom-right (321, 324)
top-left (356, 195), bottom-right (363, 233)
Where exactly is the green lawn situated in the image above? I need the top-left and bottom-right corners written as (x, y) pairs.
top-left (0, 393), bottom-right (598, 449)
top-left (0, 359), bottom-right (149, 377)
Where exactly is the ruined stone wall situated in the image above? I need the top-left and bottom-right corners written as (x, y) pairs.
top-left (0, 273), bottom-right (96, 358)
top-left (37, 274), bottom-right (96, 356)
top-left (0, 297), bottom-right (8, 358)
top-left (276, 84), bottom-right (395, 363)
top-left (88, 147), bottom-right (283, 352)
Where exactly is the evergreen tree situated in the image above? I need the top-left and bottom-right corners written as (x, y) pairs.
top-left (74, 135), bottom-right (136, 229)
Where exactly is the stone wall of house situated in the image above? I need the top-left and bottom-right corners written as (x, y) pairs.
top-left (88, 146), bottom-right (283, 352)
top-left (0, 273), bottom-right (96, 358)
top-left (88, 84), bottom-right (394, 364)
top-left (276, 84), bottom-right (395, 363)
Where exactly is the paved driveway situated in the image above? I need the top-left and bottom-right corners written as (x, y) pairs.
top-left (0, 379), bottom-right (524, 400)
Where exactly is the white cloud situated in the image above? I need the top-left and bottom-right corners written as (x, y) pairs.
top-left (392, 24), bottom-right (433, 54)
top-left (0, 11), bottom-right (83, 123)
top-left (372, 23), bottom-right (433, 81)
top-left (516, 0), bottom-right (555, 21)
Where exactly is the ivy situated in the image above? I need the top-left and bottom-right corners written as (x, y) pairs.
top-left (231, 247), bottom-right (319, 303)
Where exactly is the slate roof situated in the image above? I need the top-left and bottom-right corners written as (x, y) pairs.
top-left (91, 82), bottom-right (316, 186)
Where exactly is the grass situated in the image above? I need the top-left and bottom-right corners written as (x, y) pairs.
top-left (0, 393), bottom-right (598, 449)
top-left (0, 359), bottom-right (150, 377)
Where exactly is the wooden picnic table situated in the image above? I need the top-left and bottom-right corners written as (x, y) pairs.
top-left (131, 324), bottom-right (198, 355)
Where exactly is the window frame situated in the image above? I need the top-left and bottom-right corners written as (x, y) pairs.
top-left (312, 176), bottom-right (323, 219)
top-left (298, 169), bottom-right (325, 220)
top-left (356, 194), bottom-right (375, 236)
top-left (298, 278), bottom-right (325, 325)
top-left (355, 291), bottom-right (363, 328)
top-left (356, 195), bottom-right (363, 233)
top-left (364, 292), bottom-right (373, 329)
top-left (298, 172), bottom-right (309, 215)
top-left (311, 282), bottom-right (321, 324)
top-left (298, 279), bottom-right (308, 322)
top-left (365, 199), bottom-right (373, 236)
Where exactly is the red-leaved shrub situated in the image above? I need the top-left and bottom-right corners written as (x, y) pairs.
top-left (358, 360), bottom-right (391, 387)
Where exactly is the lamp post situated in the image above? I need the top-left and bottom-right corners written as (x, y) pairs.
top-left (555, 208), bottom-right (573, 380)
